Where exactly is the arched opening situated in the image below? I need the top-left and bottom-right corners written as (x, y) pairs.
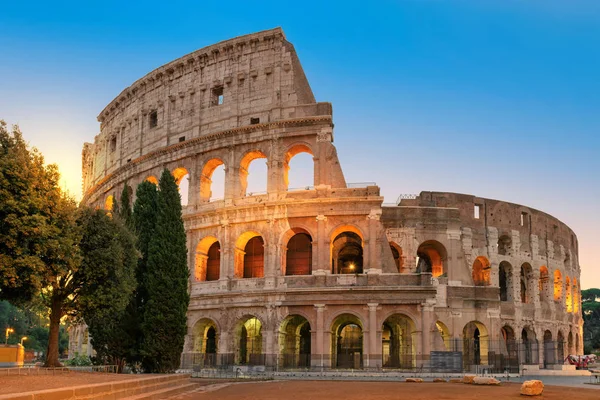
top-left (472, 256), bottom-right (491, 286)
top-left (235, 316), bottom-right (263, 365)
top-left (240, 150), bottom-right (267, 196)
top-left (381, 314), bottom-right (417, 369)
top-left (463, 321), bottom-right (489, 368)
top-left (573, 278), bottom-right (579, 313)
top-left (234, 232), bottom-right (265, 279)
top-left (557, 331), bottom-right (565, 361)
top-left (172, 167), bottom-right (189, 206)
top-left (278, 315), bottom-right (311, 368)
top-left (568, 331), bottom-right (574, 355)
top-left (553, 270), bottom-right (563, 301)
top-left (498, 235), bottom-right (512, 256)
top-left (501, 325), bottom-right (518, 370)
top-left (105, 195), bottom-right (114, 211)
top-left (199, 158), bottom-right (225, 202)
top-left (416, 240), bottom-right (446, 278)
top-left (433, 321), bottom-right (451, 351)
top-left (565, 277), bottom-right (572, 312)
top-left (544, 330), bottom-right (555, 366)
top-left (389, 242), bottom-right (404, 273)
top-left (285, 231), bottom-right (313, 276)
top-left (520, 263), bottom-right (533, 303)
top-left (145, 176), bottom-right (158, 185)
top-left (539, 266), bottom-right (550, 302)
top-left (331, 231), bottom-right (363, 274)
top-left (195, 236), bottom-right (221, 281)
top-left (499, 261), bottom-right (513, 301)
top-left (284, 144), bottom-right (314, 190)
top-left (521, 327), bottom-right (538, 365)
top-left (331, 314), bottom-right (363, 369)
top-left (192, 318), bottom-right (218, 367)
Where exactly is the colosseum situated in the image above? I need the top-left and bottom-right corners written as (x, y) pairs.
top-left (80, 28), bottom-right (583, 373)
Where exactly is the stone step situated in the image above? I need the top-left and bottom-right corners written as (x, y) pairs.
top-left (81, 375), bottom-right (191, 399)
top-left (121, 382), bottom-right (200, 400)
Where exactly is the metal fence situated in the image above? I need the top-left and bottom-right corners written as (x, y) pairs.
top-left (182, 340), bottom-right (567, 375)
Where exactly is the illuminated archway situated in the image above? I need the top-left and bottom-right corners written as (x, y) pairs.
top-left (172, 167), bottom-right (189, 206)
top-left (331, 231), bottom-right (363, 274)
top-left (573, 278), bottom-right (579, 313)
top-left (234, 316), bottom-right (263, 365)
top-left (104, 195), bottom-right (114, 211)
top-left (539, 266), bottom-right (550, 301)
top-left (565, 277), bottom-right (572, 312)
top-left (200, 158), bottom-right (225, 202)
top-left (331, 314), bottom-right (363, 369)
top-left (463, 321), bottom-right (489, 367)
top-left (195, 236), bottom-right (220, 281)
top-left (472, 256), bottom-right (491, 286)
top-left (145, 176), bottom-right (158, 185)
top-left (553, 270), bottom-right (563, 301)
top-left (434, 321), bottom-right (451, 351)
top-left (234, 232), bottom-right (265, 278)
top-left (240, 150), bottom-right (267, 196)
top-left (389, 242), bottom-right (404, 273)
top-left (284, 229), bottom-right (313, 276)
top-left (382, 314), bottom-right (416, 368)
top-left (192, 318), bottom-right (218, 366)
top-left (279, 315), bottom-right (311, 368)
top-left (284, 144), bottom-right (314, 190)
top-left (416, 240), bottom-right (446, 278)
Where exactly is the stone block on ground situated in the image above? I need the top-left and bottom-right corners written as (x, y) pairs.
top-left (521, 380), bottom-right (544, 396)
top-left (462, 374), bottom-right (476, 384)
top-left (473, 377), bottom-right (501, 385)
top-left (433, 378), bottom-right (447, 382)
top-left (405, 378), bottom-right (423, 383)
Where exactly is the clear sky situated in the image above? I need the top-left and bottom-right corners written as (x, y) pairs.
top-left (1, 1), bottom-right (598, 288)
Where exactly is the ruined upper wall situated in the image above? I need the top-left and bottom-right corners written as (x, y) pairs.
top-left (83, 28), bottom-right (324, 193)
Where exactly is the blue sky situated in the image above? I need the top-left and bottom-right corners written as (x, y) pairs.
top-left (1, 1), bottom-right (598, 287)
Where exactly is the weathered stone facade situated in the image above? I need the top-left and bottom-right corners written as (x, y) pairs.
top-left (81, 28), bottom-right (583, 371)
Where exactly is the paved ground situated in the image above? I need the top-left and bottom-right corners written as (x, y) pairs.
top-left (0, 372), bottom-right (140, 395)
top-left (175, 380), bottom-right (600, 400)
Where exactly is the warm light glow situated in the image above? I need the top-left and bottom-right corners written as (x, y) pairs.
top-left (20, 336), bottom-right (28, 345)
top-left (348, 263), bottom-right (355, 270)
top-left (5, 327), bottom-right (14, 345)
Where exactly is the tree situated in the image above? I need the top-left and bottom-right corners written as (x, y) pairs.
top-left (582, 288), bottom-right (600, 353)
top-left (141, 169), bottom-right (189, 372)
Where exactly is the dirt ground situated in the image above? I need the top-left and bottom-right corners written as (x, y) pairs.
top-left (179, 380), bottom-right (600, 400)
top-left (0, 372), bottom-right (141, 395)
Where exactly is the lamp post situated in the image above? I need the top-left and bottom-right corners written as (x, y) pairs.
top-left (20, 336), bottom-right (28, 346)
top-left (5, 327), bottom-right (14, 345)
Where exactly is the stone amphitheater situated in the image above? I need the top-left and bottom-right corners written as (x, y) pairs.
top-left (79, 28), bottom-right (583, 372)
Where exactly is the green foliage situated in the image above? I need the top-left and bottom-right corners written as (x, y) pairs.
top-left (141, 169), bottom-right (189, 373)
top-left (64, 353), bottom-right (93, 366)
top-left (582, 288), bottom-right (600, 352)
top-left (118, 183), bottom-right (133, 228)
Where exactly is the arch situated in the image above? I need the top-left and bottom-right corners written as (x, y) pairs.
top-left (329, 224), bottom-right (364, 243)
top-left (389, 242), bottom-right (405, 273)
top-left (192, 318), bottom-right (218, 366)
top-left (331, 313), bottom-right (363, 369)
top-left (520, 263), bottom-right (533, 303)
top-left (145, 176), bottom-right (158, 185)
top-left (234, 316), bottom-right (263, 365)
top-left (172, 167), bottom-right (189, 206)
top-left (234, 231), bottom-right (264, 278)
top-left (472, 256), bottom-right (491, 286)
top-left (416, 240), bottom-right (447, 278)
top-left (199, 158), bottom-right (225, 202)
top-left (239, 150), bottom-right (267, 196)
top-left (195, 236), bottom-right (220, 281)
top-left (543, 330), bottom-right (555, 366)
top-left (565, 277), bottom-right (572, 312)
top-left (382, 314), bottom-right (417, 369)
top-left (104, 195), bottom-right (114, 211)
top-left (521, 326), bottom-right (538, 365)
top-left (553, 270), bottom-right (563, 301)
top-left (284, 230), bottom-right (313, 276)
top-left (557, 330), bottom-right (565, 361)
top-left (498, 234), bottom-right (512, 256)
top-left (500, 325), bottom-right (517, 359)
top-left (278, 314), bottom-right (311, 368)
top-left (433, 321), bottom-right (451, 351)
top-left (463, 321), bottom-right (489, 367)
top-left (573, 278), bottom-right (579, 313)
top-left (539, 266), bottom-right (550, 301)
top-left (284, 143), bottom-right (314, 190)
top-left (499, 261), bottom-right (513, 301)
top-left (331, 231), bottom-right (363, 274)
top-left (568, 331), bottom-right (574, 355)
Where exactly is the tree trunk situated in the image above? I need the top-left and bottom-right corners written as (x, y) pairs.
top-left (44, 295), bottom-right (63, 367)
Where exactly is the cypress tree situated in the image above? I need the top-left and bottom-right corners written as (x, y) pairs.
top-left (141, 169), bottom-right (189, 373)
top-left (130, 180), bottom-right (159, 367)
top-left (118, 183), bottom-right (133, 227)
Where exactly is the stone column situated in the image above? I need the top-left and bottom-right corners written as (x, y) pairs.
top-left (313, 304), bottom-right (326, 369)
top-left (367, 303), bottom-right (380, 368)
top-left (421, 303), bottom-right (434, 368)
top-left (314, 128), bottom-right (333, 187)
top-left (314, 215), bottom-right (328, 274)
top-left (224, 147), bottom-right (236, 204)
